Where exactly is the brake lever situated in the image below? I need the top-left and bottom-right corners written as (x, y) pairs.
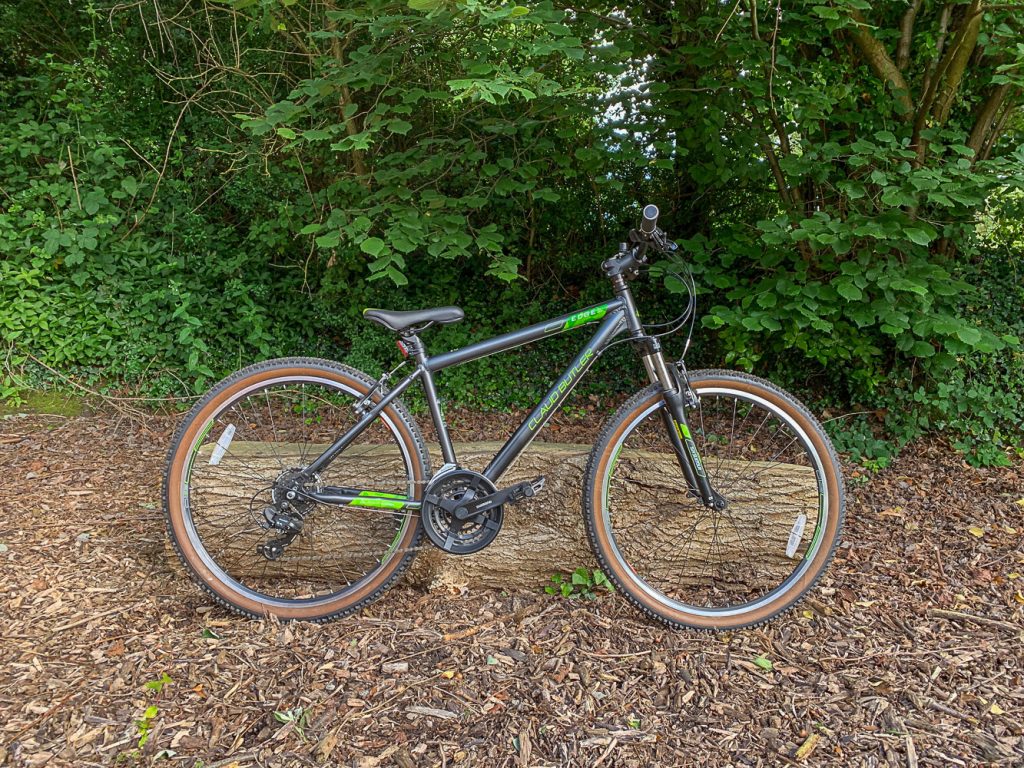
top-left (649, 230), bottom-right (678, 254)
top-left (629, 227), bottom-right (677, 256)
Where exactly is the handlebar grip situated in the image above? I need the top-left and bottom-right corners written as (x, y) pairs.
top-left (640, 204), bottom-right (659, 234)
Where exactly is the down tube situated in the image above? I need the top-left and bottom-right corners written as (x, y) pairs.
top-left (484, 310), bottom-right (627, 482)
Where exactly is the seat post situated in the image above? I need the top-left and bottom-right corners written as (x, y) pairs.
top-left (406, 332), bottom-right (457, 466)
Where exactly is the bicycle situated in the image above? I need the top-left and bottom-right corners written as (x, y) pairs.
top-left (163, 204), bottom-right (845, 630)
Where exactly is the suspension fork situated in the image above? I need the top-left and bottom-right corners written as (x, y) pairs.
top-left (640, 340), bottom-right (721, 509)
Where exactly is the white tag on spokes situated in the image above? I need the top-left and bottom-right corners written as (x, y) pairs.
top-left (209, 424), bottom-right (236, 466)
top-left (786, 514), bottom-right (807, 559)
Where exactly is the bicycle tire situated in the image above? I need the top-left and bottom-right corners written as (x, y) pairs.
top-left (583, 369), bottom-right (845, 630)
top-left (163, 357), bottom-right (431, 622)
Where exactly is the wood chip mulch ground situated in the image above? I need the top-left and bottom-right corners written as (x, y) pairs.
top-left (1, 409), bottom-right (1022, 767)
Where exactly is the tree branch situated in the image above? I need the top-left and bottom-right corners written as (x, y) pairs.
top-left (912, 2), bottom-right (984, 165)
top-left (921, 4), bottom-right (953, 100)
top-left (966, 82), bottom-right (1010, 159)
top-left (847, 11), bottom-right (914, 120)
top-left (930, 0), bottom-right (984, 125)
top-left (980, 89), bottom-right (1018, 161)
top-left (896, 0), bottom-right (923, 71)
top-left (326, 6), bottom-right (368, 184)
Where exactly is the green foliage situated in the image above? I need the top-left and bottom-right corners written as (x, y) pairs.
top-left (545, 568), bottom-right (614, 600)
top-left (0, 53), bottom-right (312, 394)
top-left (134, 705), bottom-right (159, 750)
top-left (273, 707), bottom-right (309, 740)
top-left (1, 0), bottom-right (1023, 466)
top-left (144, 673), bottom-right (173, 694)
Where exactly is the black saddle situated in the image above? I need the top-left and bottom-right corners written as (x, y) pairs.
top-left (362, 306), bottom-right (464, 333)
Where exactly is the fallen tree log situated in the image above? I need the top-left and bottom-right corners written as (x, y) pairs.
top-left (187, 441), bottom-right (818, 591)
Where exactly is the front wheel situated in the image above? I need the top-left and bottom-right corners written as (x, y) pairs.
top-left (583, 369), bottom-right (845, 630)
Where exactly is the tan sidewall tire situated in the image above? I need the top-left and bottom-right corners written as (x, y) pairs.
top-left (163, 358), bottom-right (429, 621)
top-left (585, 371), bottom-right (844, 630)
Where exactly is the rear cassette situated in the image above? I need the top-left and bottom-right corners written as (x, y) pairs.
top-left (421, 469), bottom-right (503, 554)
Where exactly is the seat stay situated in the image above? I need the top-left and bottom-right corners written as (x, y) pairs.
top-left (303, 367), bottom-right (423, 477)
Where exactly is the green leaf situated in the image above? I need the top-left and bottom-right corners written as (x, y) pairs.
top-left (388, 119), bottom-right (413, 135)
top-left (360, 237), bottom-right (387, 257)
top-left (408, 0), bottom-right (444, 9)
top-left (315, 232), bottom-right (340, 249)
top-left (904, 228), bottom-right (933, 246)
top-left (509, 6), bottom-right (530, 17)
top-left (835, 281), bottom-right (863, 301)
top-left (275, 127), bottom-right (296, 140)
top-left (753, 656), bottom-right (774, 671)
top-left (144, 673), bottom-right (172, 693)
top-left (889, 278), bottom-right (928, 295)
top-left (956, 326), bottom-right (982, 345)
top-left (910, 341), bottom-right (935, 357)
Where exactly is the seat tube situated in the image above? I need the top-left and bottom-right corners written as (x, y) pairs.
top-left (408, 335), bottom-right (457, 465)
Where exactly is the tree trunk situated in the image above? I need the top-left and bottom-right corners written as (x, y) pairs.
top-left (187, 442), bottom-right (819, 591)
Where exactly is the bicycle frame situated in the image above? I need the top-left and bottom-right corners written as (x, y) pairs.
top-left (301, 282), bottom-right (716, 511)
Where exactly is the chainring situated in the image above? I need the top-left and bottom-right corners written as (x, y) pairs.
top-left (421, 469), bottom-right (503, 555)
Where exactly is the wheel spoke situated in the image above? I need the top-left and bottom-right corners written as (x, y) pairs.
top-left (167, 365), bottom-right (424, 619)
top-left (593, 378), bottom-right (840, 627)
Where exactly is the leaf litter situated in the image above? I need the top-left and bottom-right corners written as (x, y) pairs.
top-left (0, 412), bottom-right (1021, 766)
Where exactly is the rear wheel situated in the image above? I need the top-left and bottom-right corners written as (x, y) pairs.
top-left (583, 369), bottom-right (844, 630)
top-left (163, 357), bottom-right (430, 622)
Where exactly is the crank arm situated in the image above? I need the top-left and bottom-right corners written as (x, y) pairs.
top-left (447, 476), bottom-right (546, 521)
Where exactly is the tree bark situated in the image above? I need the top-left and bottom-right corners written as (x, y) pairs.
top-left (848, 11), bottom-right (915, 119)
top-left (326, 6), bottom-right (369, 183)
top-left (967, 83), bottom-right (1011, 159)
top-left (930, 1), bottom-right (984, 126)
top-left (187, 442), bottom-right (820, 591)
top-left (897, 0), bottom-right (924, 71)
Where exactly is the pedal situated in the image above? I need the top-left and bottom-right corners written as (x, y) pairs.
top-left (508, 476), bottom-right (545, 503)
top-left (449, 476), bottom-right (546, 520)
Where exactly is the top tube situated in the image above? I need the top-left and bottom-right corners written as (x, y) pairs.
top-left (426, 299), bottom-right (624, 372)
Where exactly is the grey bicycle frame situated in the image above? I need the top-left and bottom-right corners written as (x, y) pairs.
top-left (301, 300), bottom-right (631, 509)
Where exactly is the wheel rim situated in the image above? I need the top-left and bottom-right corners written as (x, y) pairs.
top-left (600, 387), bottom-right (829, 618)
top-left (177, 374), bottom-right (417, 608)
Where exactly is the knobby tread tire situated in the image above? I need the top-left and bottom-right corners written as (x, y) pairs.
top-left (162, 357), bottom-right (431, 623)
top-left (582, 369), bottom-right (846, 631)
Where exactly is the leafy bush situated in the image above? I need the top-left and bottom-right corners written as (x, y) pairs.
top-left (1, 1), bottom-right (1023, 468)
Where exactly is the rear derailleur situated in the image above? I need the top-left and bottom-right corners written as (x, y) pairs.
top-left (257, 505), bottom-right (304, 561)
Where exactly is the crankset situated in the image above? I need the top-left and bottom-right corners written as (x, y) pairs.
top-left (421, 469), bottom-right (545, 555)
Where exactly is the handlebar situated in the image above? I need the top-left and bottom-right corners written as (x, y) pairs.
top-left (640, 204), bottom-right (659, 234)
top-left (632, 203), bottom-right (677, 259)
top-left (602, 203), bottom-right (678, 279)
